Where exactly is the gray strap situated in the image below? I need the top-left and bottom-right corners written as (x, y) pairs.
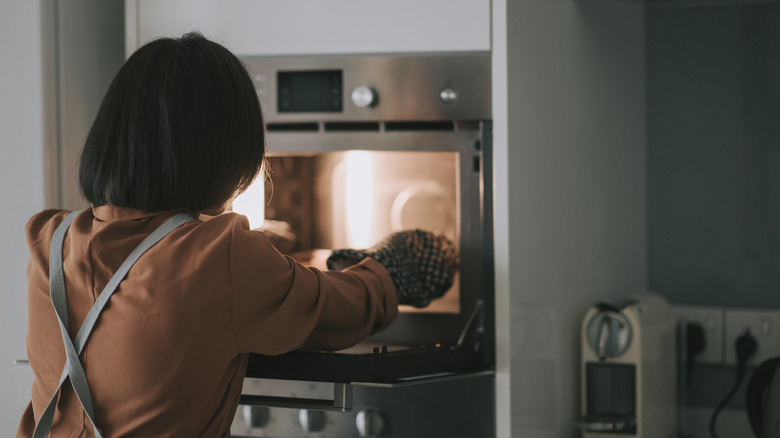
top-left (33, 211), bottom-right (80, 437)
top-left (34, 211), bottom-right (194, 438)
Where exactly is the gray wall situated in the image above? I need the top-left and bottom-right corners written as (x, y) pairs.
top-left (647, 3), bottom-right (780, 309)
top-left (647, 5), bottom-right (780, 437)
top-left (55, 1), bottom-right (125, 210)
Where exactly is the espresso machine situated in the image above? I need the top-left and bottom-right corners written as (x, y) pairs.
top-left (578, 294), bottom-right (677, 438)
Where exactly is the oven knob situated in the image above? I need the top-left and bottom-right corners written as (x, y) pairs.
top-left (242, 405), bottom-right (270, 428)
top-left (351, 85), bottom-right (378, 108)
top-left (356, 410), bottom-right (385, 437)
top-left (439, 87), bottom-right (458, 104)
top-left (298, 409), bottom-right (327, 432)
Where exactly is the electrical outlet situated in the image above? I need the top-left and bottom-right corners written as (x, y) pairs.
top-left (724, 308), bottom-right (780, 366)
top-left (672, 305), bottom-right (724, 364)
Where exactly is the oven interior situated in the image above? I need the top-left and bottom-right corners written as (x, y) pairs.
top-left (232, 122), bottom-right (493, 386)
top-left (259, 150), bottom-right (461, 315)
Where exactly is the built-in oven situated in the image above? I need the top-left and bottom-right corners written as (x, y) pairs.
top-left (229, 53), bottom-right (494, 438)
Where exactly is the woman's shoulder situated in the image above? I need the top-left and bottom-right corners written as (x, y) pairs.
top-left (24, 209), bottom-right (93, 257)
top-left (194, 211), bottom-right (250, 234)
top-left (25, 209), bottom-right (73, 238)
top-left (182, 211), bottom-right (256, 247)
top-left (196, 212), bottom-right (282, 257)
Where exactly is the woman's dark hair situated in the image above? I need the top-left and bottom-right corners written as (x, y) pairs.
top-left (79, 32), bottom-right (265, 212)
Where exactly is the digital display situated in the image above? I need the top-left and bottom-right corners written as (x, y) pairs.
top-left (277, 70), bottom-right (342, 113)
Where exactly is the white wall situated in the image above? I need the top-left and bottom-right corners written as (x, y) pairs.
top-left (0, 0), bottom-right (46, 433)
top-left (493, 0), bottom-right (648, 436)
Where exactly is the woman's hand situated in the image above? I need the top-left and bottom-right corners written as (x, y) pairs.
top-left (327, 230), bottom-right (458, 308)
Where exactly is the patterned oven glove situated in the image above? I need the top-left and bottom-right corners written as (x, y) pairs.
top-left (326, 230), bottom-right (459, 308)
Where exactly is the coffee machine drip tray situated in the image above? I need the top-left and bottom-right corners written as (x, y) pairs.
top-left (577, 416), bottom-right (637, 434)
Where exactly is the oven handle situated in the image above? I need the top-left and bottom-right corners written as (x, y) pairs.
top-left (352, 369), bottom-right (494, 388)
top-left (238, 382), bottom-right (353, 412)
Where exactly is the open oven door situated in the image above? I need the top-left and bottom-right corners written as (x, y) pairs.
top-left (240, 297), bottom-right (491, 412)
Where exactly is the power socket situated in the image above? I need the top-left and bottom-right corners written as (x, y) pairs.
top-left (724, 308), bottom-right (780, 366)
top-left (673, 305), bottom-right (724, 364)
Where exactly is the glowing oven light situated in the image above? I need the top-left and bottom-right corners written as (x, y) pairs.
top-left (344, 151), bottom-right (373, 248)
top-left (232, 177), bottom-right (265, 229)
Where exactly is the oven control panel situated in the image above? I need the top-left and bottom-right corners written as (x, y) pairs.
top-left (242, 53), bottom-right (491, 123)
top-left (232, 406), bottom-right (369, 437)
top-left (230, 375), bottom-right (495, 438)
top-left (231, 379), bottom-right (384, 438)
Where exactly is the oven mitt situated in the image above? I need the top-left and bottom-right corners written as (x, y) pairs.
top-left (326, 230), bottom-right (458, 308)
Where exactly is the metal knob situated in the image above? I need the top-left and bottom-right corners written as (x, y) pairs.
top-left (356, 410), bottom-right (385, 437)
top-left (242, 405), bottom-right (270, 428)
top-left (351, 85), bottom-right (378, 108)
top-left (439, 87), bottom-right (458, 104)
top-left (586, 310), bottom-right (632, 360)
top-left (299, 409), bottom-right (327, 432)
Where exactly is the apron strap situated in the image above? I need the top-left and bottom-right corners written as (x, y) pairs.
top-left (34, 211), bottom-right (194, 438)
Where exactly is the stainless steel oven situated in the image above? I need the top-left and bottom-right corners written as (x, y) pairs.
top-left (230, 53), bottom-right (494, 438)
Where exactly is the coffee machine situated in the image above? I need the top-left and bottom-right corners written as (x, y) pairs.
top-left (578, 294), bottom-right (677, 438)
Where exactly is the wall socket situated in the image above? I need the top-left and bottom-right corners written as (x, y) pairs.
top-left (724, 308), bottom-right (780, 366)
top-left (672, 305), bottom-right (725, 365)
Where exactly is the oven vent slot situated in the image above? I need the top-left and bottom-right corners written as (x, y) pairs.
top-left (384, 121), bottom-right (455, 131)
top-left (266, 121), bottom-right (459, 133)
top-left (324, 122), bottom-right (380, 132)
top-left (266, 122), bottom-right (320, 132)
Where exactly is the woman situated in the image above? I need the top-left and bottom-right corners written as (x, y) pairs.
top-left (18, 33), bottom-right (456, 437)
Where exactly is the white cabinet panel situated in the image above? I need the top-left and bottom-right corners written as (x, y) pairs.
top-left (127, 0), bottom-right (490, 56)
top-left (0, 1), bottom-right (46, 434)
top-left (493, 0), bottom-right (648, 436)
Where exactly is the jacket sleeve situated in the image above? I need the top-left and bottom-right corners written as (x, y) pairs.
top-left (227, 214), bottom-right (398, 354)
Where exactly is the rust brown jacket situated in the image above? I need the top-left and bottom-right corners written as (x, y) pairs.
top-left (18, 206), bottom-right (397, 437)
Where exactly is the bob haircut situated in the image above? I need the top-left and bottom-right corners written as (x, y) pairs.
top-left (79, 32), bottom-right (265, 213)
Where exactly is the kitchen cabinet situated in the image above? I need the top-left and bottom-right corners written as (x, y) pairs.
top-left (126, 0), bottom-right (490, 56)
top-left (492, 0), bottom-right (648, 436)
